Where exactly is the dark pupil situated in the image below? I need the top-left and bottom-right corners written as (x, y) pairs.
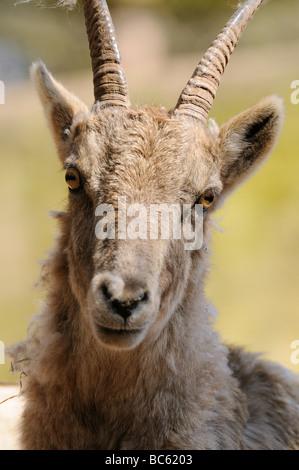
top-left (66, 174), bottom-right (77, 181)
top-left (204, 194), bottom-right (214, 203)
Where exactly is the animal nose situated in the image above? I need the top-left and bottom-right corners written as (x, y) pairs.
top-left (101, 283), bottom-right (148, 320)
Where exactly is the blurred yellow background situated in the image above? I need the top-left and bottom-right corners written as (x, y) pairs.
top-left (0, 0), bottom-right (298, 382)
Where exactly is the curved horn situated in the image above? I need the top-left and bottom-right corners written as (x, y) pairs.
top-left (82, 0), bottom-right (130, 107)
top-left (174, 0), bottom-right (266, 123)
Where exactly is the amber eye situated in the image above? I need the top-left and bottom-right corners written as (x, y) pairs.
top-left (197, 189), bottom-right (215, 212)
top-left (65, 168), bottom-right (81, 191)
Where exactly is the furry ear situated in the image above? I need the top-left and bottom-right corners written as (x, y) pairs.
top-left (218, 96), bottom-right (284, 199)
top-left (31, 61), bottom-right (88, 162)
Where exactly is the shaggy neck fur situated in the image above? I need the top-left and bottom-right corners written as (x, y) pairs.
top-left (14, 215), bottom-right (246, 450)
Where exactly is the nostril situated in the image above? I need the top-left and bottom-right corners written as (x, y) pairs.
top-left (116, 291), bottom-right (148, 311)
top-left (102, 289), bottom-right (149, 321)
top-left (101, 283), bottom-right (112, 302)
top-left (97, 275), bottom-right (149, 320)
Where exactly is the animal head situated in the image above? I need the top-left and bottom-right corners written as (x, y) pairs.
top-left (32, 0), bottom-right (283, 350)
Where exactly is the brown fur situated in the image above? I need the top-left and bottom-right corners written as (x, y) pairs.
top-left (9, 59), bottom-right (299, 450)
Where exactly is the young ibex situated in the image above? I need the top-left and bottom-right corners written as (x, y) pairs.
top-left (10, 0), bottom-right (299, 449)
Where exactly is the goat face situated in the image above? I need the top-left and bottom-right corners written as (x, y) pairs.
top-left (31, 0), bottom-right (283, 350)
top-left (83, 107), bottom-right (222, 350)
top-left (36, 81), bottom-right (222, 349)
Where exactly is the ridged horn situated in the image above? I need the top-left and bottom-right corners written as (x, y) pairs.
top-left (82, 0), bottom-right (130, 107)
top-left (174, 0), bottom-right (266, 123)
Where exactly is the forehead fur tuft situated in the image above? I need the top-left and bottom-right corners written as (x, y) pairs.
top-left (16, 0), bottom-right (77, 9)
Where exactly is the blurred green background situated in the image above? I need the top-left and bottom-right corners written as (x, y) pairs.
top-left (0, 0), bottom-right (298, 382)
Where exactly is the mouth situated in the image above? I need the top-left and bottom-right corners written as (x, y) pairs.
top-left (93, 323), bottom-right (147, 350)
